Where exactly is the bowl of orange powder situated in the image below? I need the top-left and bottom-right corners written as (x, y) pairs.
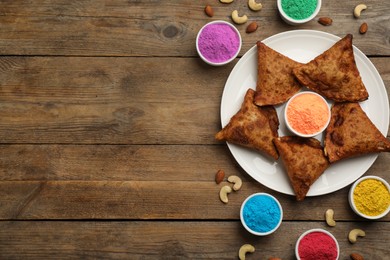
top-left (284, 91), bottom-right (331, 138)
top-left (349, 176), bottom-right (390, 219)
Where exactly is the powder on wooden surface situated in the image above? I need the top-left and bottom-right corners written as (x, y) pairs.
top-left (298, 231), bottom-right (338, 260)
top-left (242, 194), bottom-right (281, 233)
top-left (353, 179), bottom-right (390, 216)
top-left (198, 23), bottom-right (240, 63)
top-left (282, 0), bottom-right (317, 20)
top-left (286, 93), bottom-right (329, 135)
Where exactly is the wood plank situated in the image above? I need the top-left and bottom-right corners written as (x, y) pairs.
top-left (0, 221), bottom-right (389, 259)
top-left (0, 1), bottom-right (389, 56)
top-left (1, 178), bottom-right (389, 221)
top-left (0, 144), bottom-right (389, 183)
top-left (0, 57), bottom-right (389, 144)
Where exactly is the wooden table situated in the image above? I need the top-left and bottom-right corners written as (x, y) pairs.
top-left (0, 1), bottom-right (389, 259)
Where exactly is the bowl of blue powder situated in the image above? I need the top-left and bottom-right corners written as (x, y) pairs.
top-left (277, 0), bottom-right (322, 25)
top-left (196, 20), bottom-right (242, 66)
top-left (240, 193), bottom-right (283, 236)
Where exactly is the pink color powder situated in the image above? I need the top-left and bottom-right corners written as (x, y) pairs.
top-left (198, 23), bottom-right (240, 63)
top-left (298, 231), bottom-right (338, 260)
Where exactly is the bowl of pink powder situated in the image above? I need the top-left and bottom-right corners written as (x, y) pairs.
top-left (295, 228), bottom-right (339, 260)
top-left (196, 20), bottom-right (242, 66)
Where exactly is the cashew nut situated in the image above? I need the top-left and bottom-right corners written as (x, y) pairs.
top-left (325, 209), bottom-right (336, 227)
top-left (354, 4), bottom-right (367, 18)
top-left (231, 10), bottom-right (248, 24)
top-left (219, 185), bottom-right (232, 203)
top-left (239, 244), bottom-right (255, 260)
top-left (220, 0), bottom-right (234, 3)
top-left (248, 0), bottom-right (263, 11)
top-left (348, 229), bottom-right (366, 243)
top-left (227, 175), bottom-right (242, 191)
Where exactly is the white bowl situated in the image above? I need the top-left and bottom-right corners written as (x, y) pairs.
top-left (284, 91), bottom-right (331, 138)
top-left (277, 0), bottom-right (322, 25)
top-left (349, 176), bottom-right (390, 219)
top-left (196, 20), bottom-right (242, 66)
top-left (296, 229), bottom-right (339, 260)
top-left (240, 193), bottom-right (283, 236)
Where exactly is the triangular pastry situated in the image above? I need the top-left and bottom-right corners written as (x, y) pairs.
top-left (254, 42), bottom-right (302, 106)
top-left (273, 136), bottom-right (330, 201)
top-left (293, 34), bottom-right (369, 102)
top-left (215, 88), bottom-right (279, 160)
top-left (324, 102), bottom-right (390, 163)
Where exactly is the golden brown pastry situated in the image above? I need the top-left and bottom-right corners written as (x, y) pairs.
top-left (254, 41), bottom-right (302, 106)
top-left (274, 136), bottom-right (330, 201)
top-left (293, 34), bottom-right (369, 102)
top-left (215, 88), bottom-right (279, 160)
top-left (324, 102), bottom-right (390, 163)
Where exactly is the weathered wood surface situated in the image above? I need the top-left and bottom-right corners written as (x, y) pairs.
top-left (0, 1), bottom-right (389, 259)
top-left (0, 0), bottom-right (389, 56)
top-left (0, 57), bottom-right (388, 144)
top-left (0, 221), bottom-right (389, 259)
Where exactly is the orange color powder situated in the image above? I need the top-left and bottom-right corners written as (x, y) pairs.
top-left (286, 93), bottom-right (329, 135)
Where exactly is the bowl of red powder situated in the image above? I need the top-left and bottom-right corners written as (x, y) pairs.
top-left (277, 0), bottom-right (322, 25)
top-left (240, 193), bottom-right (283, 236)
top-left (296, 228), bottom-right (339, 260)
top-left (349, 175), bottom-right (390, 219)
top-left (196, 20), bottom-right (242, 66)
top-left (284, 91), bottom-right (331, 138)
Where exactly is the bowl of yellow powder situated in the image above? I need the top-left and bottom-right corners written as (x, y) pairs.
top-left (349, 176), bottom-right (390, 219)
top-left (277, 0), bottom-right (322, 25)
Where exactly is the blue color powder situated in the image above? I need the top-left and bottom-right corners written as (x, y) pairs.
top-left (243, 194), bottom-right (281, 233)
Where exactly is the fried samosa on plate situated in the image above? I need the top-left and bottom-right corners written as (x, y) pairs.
top-left (216, 88), bottom-right (279, 160)
top-left (254, 42), bottom-right (302, 106)
top-left (324, 102), bottom-right (390, 163)
top-left (293, 34), bottom-right (369, 102)
top-left (274, 136), bottom-right (330, 201)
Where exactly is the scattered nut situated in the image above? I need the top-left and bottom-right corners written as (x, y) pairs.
top-left (220, 0), bottom-right (234, 3)
top-left (239, 244), bottom-right (255, 260)
top-left (248, 0), bottom-right (263, 11)
top-left (348, 229), bottom-right (366, 243)
top-left (246, 21), bottom-right (258, 33)
top-left (325, 209), bottom-right (336, 227)
top-left (215, 169), bottom-right (225, 184)
top-left (219, 185), bottom-right (232, 203)
top-left (268, 258), bottom-right (282, 260)
top-left (204, 5), bottom-right (214, 17)
top-left (227, 175), bottom-right (242, 191)
top-left (318, 17), bottom-right (333, 26)
top-left (359, 22), bottom-right (368, 34)
top-left (354, 4), bottom-right (367, 18)
top-left (231, 10), bottom-right (248, 24)
top-left (350, 253), bottom-right (364, 260)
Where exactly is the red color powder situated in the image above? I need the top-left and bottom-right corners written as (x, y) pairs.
top-left (298, 231), bottom-right (338, 260)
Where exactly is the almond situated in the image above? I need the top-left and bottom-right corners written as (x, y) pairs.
top-left (204, 5), bottom-right (214, 17)
top-left (359, 22), bottom-right (368, 34)
top-left (246, 21), bottom-right (258, 33)
top-left (215, 169), bottom-right (225, 184)
top-left (268, 258), bottom-right (282, 260)
top-left (318, 17), bottom-right (333, 26)
top-left (350, 253), bottom-right (364, 260)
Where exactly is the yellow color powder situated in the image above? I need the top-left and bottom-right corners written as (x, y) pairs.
top-left (353, 179), bottom-right (390, 216)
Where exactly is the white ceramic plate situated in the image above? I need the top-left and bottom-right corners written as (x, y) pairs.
top-left (220, 30), bottom-right (389, 197)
